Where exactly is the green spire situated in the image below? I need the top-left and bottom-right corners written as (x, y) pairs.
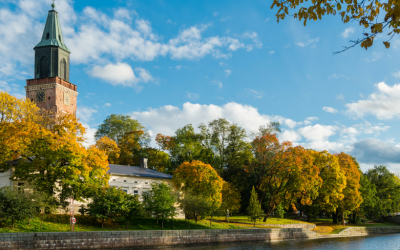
top-left (34, 3), bottom-right (70, 53)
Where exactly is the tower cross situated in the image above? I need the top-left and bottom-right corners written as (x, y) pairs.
top-left (52, 0), bottom-right (55, 10)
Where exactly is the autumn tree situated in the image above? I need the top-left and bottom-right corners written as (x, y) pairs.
top-left (248, 133), bottom-right (322, 222)
top-left (271, 0), bottom-right (399, 51)
top-left (309, 151), bottom-right (347, 218)
top-left (334, 153), bottom-right (363, 224)
top-left (94, 114), bottom-right (148, 144)
top-left (173, 160), bottom-right (224, 209)
top-left (0, 92), bottom-right (110, 206)
top-left (95, 136), bottom-right (120, 164)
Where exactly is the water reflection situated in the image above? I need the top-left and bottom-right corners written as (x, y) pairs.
top-left (161, 234), bottom-right (400, 250)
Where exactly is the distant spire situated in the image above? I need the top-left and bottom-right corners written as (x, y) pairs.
top-left (51, 0), bottom-right (55, 10)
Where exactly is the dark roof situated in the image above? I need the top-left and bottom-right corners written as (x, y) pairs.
top-left (107, 164), bottom-right (172, 179)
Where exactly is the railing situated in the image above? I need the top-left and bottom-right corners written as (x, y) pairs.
top-left (26, 77), bottom-right (77, 91)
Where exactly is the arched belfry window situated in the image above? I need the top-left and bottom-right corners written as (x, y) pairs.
top-left (60, 59), bottom-right (67, 80)
top-left (46, 33), bottom-right (50, 40)
top-left (40, 56), bottom-right (48, 78)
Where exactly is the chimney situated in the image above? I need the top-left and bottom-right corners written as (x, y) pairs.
top-left (140, 158), bottom-right (148, 169)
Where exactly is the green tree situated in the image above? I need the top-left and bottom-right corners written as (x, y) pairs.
top-left (33, 190), bottom-right (59, 230)
top-left (365, 165), bottom-right (400, 221)
top-left (179, 191), bottom-right (214, 224)
top-left (142, 182), bottom-right (177, 229)
top-left (95, 114), bottom-right (148, 144)
top-left (275, 203), bottom-right (285, 219)
top-left (359, 174), bottom-right (378, 221)
top-left (123, 195), bottom-right (143, 230)
top-left (87, 187), bottom-right (128, 229)
top-left (0, 187), bottom-right (34, 230)
top-left (247, 187), bottom-right (264, 227)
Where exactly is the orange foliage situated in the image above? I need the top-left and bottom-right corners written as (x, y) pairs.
top-left (173, 160), bottom-right (224, 205)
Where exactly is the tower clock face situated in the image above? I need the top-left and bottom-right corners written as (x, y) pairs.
top-left (64, 93), bottom-right (70, 106)
top-left (35, 90), bottom-right (46, 103)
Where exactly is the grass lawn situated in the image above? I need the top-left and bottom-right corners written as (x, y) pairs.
top-left (213, 215), bottom-right (311, 225)
top-left (0, 214), bottom-right (242, 233)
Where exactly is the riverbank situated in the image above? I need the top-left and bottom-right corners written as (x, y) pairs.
top-left (1, 227), bottom-right (400, 250)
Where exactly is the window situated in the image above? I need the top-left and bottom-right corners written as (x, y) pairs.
top-left (46, 33), bottom-right (50, 40)
top-left (60, 59), bottom-right (66, 80)
top-left (145, 182), bottom-right (149, 185)
top-left (134, 181), bottom-right (138, 184)
top-left (113, 179), bottom-right (115, 181)
top-left (124, 180), bottom-right (127, 183)
top-left (48, 97), bottom-right (50, 100)
top-left (59, 35), bottom-right (61, 41)
top-left (40, 56), bottom-right (48, 78)
top-left (122, 189), bottom-right (128, 193)
top-left (133, 190), bottom-right (139, 195)
top-left (17, 183), bottom-right (24, 192)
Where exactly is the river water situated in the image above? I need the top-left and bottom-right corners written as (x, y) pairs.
top-left (161, 234), bottom-right (400, 250)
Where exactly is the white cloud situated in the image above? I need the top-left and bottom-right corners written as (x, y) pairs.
top-left (213, 12), bottom-right (219, 17)
top-left (77, 106), bottom-right (98, 123)
top-left (245, 88), bottom-right (264, 99)
top-left (225, 69), bottom-right (231, 77)
top-left (345, 82), bottom-right (400, 120)
top-left (81, 123), bottom-right (97, 147)
top-left (341, 27), bottom-right (355, 38)
top-left (129, 102), bottom-right (299, 136)
top-left (323, 107), bottom-right (338, 114)
top-left (186, 92), bottom-right (200, 100)
top-left (365, 52), bottom-right (381, 62)
top-left (265, 18), bottom-right (270, 22)
top-left (298, 124), bottom-right (337, 142)
top-left (89, 63), bottom-right (154, 87)
top-left (303, 116), bottom-right (319, 125)
top-left (280, 130), bottom-right (302, 142)
top-left (295, 37), bottom-right (320, 47)
top-left (104, 103), bottom-right (111, 107)
top-left (330, 74), bottom-right (348, 80)
top-left (269, 51), bottom-right (275, 54)
top-left (337, 93), bottom-right (344, 100)
top-left (392, 70), bottom-right (400, 78)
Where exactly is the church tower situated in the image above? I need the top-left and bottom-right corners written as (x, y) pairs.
top-left (25, 2), bottom-right (78, 116)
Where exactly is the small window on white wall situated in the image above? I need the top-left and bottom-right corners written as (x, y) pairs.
top-left (145, 182), bottom-right (149, 185)
top-left (122, 189), bottom-right (128, 193)
top-left (113, 179), bottom-right (115, 181)
top-left (133, 190), bottom-right (139, 195)
top-left (124, 180), bottom-right (127, 183)
top-left (134, 181), bottom-right (138, 184)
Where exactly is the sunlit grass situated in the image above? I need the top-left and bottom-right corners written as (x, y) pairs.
top-left (0, 215), bottom-right (241, 233)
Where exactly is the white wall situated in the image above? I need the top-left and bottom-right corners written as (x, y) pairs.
top-left (0, 169), bottom-right (12, 188)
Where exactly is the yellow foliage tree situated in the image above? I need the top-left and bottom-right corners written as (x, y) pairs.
top-left (0, 92), bottom-right (110, 206)
top-left (173, 160), bottom-right (224, 207)
top-left (334, 152), bottom-right (363, 223)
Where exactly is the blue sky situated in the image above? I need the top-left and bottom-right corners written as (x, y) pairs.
top-left (1, 0), bottom-right (400, 172)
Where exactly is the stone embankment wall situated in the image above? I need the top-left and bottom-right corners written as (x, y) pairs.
top-left (227, 221), bottom-right (316, 230)
top-left (0, 228), bottom-right (317, 250)
top-left (1, 227), bottom-right (400, 250)
top-left (338, 226), bottom-right (400, 236)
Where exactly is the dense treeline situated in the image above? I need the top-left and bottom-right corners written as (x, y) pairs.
top-left (1, 91), bottom-right (400, 228)
top-left (94, 112), bottom-right (400, 223)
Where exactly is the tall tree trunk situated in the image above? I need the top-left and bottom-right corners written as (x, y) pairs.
top-left (162, 219), bottom-right (163, 229)
top-left (209, 218), bottom-right (211, 228)
top-left (126, 219), bottom-right (129, 230)
top-left (102, 219), bottom-right (104, 229)
top-left (332, 211), bottom-right (338, 224)
top-left (12, 218), bottom-right (14, 231)
top-left (41, 218), bottom-right (43, 230)
top-left (343, 211), bottom-right (345, 226)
